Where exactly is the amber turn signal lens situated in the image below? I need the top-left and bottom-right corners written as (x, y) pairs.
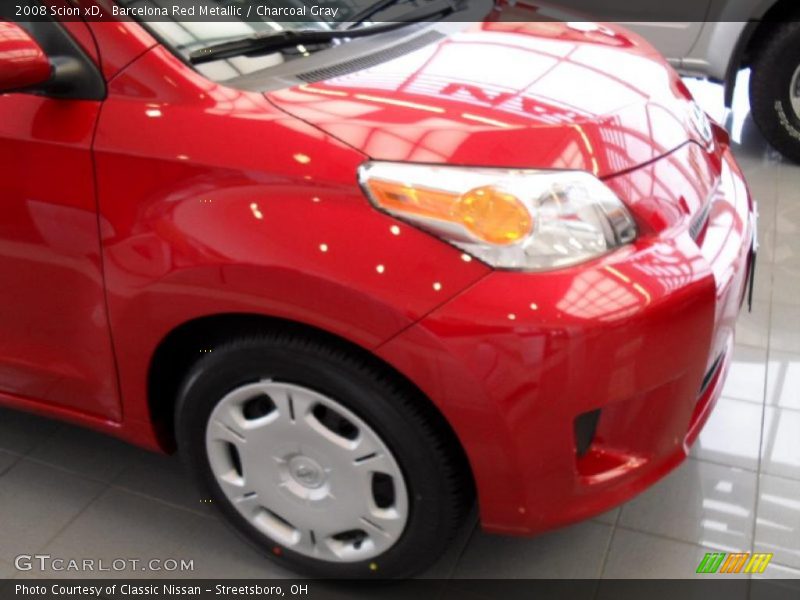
top-left (453, 186), bottom-right (533, 245)
top-left (362, 179), bottom-right (458, 221)
top-left (364, 179), bottom-right (533, 246)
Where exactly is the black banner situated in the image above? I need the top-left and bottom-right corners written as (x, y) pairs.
top-left (1, 0), bottom-right (798, 23)
top-left (2, 579), bottom-right (800, 600)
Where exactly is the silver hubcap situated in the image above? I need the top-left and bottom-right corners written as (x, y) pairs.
top-left (790, 65), bottom-right (800, 119)
top-left (205, 381), bottom-right (409, 563)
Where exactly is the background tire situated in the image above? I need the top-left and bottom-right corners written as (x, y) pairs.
top-left (749, 22), bottom-right (800, 163)
top-left (175, 333), bottom-right (474, 578)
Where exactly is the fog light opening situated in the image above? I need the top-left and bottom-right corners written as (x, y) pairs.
top-left (573, 409), bottom-right (601, 457)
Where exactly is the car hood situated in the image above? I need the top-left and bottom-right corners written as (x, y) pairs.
top-left (267, 21), bottom-right (708, 179)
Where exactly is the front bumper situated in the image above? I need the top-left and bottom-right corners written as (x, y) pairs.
top-left (376, 146), bottom-right (755, 534)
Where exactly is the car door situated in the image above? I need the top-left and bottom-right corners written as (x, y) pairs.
top-left (0, 16), bottom-right (121, 420)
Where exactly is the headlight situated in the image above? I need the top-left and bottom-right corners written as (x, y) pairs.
top-left (358, 162), bottom-right (637, 271)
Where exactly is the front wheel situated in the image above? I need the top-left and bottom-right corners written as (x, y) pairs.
top-left (749, 22), bottom-right (800, 163)
top-left (175, 334), bottom-right (473, 578)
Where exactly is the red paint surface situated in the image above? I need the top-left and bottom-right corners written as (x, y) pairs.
top-left (0, 13), bottom-right (754, 534)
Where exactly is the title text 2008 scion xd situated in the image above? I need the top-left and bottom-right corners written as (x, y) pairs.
top-left (0, 0), bottom-right (755, 578)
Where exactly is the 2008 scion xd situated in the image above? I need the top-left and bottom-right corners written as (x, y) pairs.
top-left (0, 0), bottom-right (756, 578)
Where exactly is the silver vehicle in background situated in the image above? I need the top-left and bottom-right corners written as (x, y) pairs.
top-left (622, 5), bottom-right (800, 161)
top-left (545, 0), bottom-right (800, 160)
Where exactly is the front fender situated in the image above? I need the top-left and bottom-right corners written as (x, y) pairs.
top-left (93, 46), bottom-right (488, 448)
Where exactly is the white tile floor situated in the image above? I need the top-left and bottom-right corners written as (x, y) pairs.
top-left (1, 74), bottom-right (799, 580)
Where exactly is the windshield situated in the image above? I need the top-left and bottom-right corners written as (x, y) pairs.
top-left (118, 0), bottom-right (446, 81)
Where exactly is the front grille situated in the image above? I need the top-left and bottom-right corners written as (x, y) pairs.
top-left (690, 199), bottom-right (713, 241)
top-left (296, 31), bottom-right (445, 83)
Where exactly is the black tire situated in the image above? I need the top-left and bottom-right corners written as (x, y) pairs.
top-left (174, 333), bottom-right (473, 578)
top-left (750, 22), bottom-right (800, 163)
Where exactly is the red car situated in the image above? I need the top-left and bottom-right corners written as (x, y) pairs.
top-left (0, 1), bottom-right (755, 578)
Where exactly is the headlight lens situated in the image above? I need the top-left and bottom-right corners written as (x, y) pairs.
top-left (359, 162), bottom-right (637, 271)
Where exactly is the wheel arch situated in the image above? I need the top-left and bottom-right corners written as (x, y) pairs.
top-left (146, 312), bottom-right (476, 495)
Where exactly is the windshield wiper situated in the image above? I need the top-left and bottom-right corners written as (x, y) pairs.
top-left (190, 0), bottom-right (459, 65)
top-left (341, 0), bottom-right (404, 30)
